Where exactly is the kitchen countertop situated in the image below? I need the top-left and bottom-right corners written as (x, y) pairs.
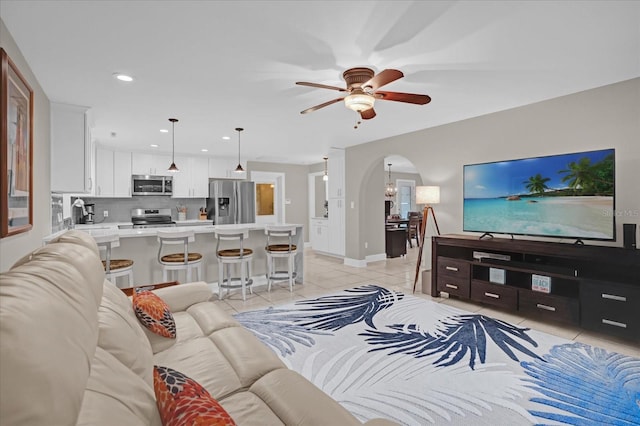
top-left (43, 222), bottom-right (303, 243)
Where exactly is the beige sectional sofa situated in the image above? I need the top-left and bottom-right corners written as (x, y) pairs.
top-left (0, 230), bottom-right (396, 425)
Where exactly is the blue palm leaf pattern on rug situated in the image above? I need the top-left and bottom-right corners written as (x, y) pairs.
top-left (521, 342), bottom-right (640, 425)
top-left (289, 285), bottom-right (403, 330)
top-left (360, 314), bottom-right (543, 370)
top-left (234, 307), bottom-right (330, 356)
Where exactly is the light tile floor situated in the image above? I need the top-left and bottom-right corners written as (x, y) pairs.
top-left (212, 245), bottom-right (640, 358)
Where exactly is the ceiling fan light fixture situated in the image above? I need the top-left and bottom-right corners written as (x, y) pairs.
top-left (344, 93), bottom-right (375, 112)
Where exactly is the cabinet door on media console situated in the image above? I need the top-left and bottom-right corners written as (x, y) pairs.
top-left (581, 280), bottom-right (639, 340)
top-left (436, 257), bottom-right (471, 299)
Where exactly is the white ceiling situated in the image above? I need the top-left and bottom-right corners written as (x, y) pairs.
top-left (1, 1), bottom-right (638, 168)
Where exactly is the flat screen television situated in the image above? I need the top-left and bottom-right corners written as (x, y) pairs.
top-left (463, 148), bottom-right (615, 241)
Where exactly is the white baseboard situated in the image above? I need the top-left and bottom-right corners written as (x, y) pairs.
top-left (343, 257), bottom-right (367, 268)
top-left (343, 252), bottom-right (386, 268)
top-left (365, 253), bottom-right (387, 263)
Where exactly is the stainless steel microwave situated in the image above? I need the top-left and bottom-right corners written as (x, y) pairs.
top-left (131, 175), bottom-right (173, 196)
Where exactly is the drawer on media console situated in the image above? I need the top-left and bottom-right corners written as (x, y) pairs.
top-left (437, 257), bottom-right (470, 279)
top-left (580, 280), bottom-right (639, 339)
top-left (470, 280), bottom-right (518, 310)
top-left (518, 290), bottom-right (579, 325)
top-left (437, 275), bottom-right (470, 298)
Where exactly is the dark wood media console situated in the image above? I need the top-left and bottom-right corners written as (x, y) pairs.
top-left (431, 234), bottom-right (640, 341)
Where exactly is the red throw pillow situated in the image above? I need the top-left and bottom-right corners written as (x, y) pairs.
top-left (154, 366), bottom-right (236, 426)
top-left (133, 291), bottom-right (176, 338)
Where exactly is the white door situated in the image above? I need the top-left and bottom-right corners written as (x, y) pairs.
top-left (251, 171), bottom-right (285, 224)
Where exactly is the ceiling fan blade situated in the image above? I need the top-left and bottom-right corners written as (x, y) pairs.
top-left (376, 91), bottom-right (431, 105)
top-left (296, 82), bottom-right (347, 92)
top-left (360, 108), bottom-right (376, 120)
top-left (300, 97), bottom-right (344, 114)
top-left (362, 69), bottom-right (404, 91)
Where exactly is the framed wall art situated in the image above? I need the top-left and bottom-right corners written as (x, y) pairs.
top-left (1, 48), bottom-right (33, 237)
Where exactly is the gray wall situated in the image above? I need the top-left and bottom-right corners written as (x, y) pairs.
top-left (247, 161), bottom-right (310, 241)
top-left (0, 19), bottom-right (52, 271)
top-left (345, 78), bottom-right (640, 261)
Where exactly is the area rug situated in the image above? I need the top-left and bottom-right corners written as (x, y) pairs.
top-left (234, 285), bottom-right (640, 425)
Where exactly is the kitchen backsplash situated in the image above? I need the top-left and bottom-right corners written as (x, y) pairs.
top-left (69, 196), bottom-right (209, 224)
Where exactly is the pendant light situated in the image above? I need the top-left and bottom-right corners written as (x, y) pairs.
top-left (322, 156), bottom-right (329, 181)
top-left (385, 163), bottom-right (397, 198)
top-left (234, 127), bottom-right (245, 173)
top-left (167, 118), bottom-right (179, 172)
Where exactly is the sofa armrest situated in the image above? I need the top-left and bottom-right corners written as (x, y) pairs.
top-left (152, 282), bottom-right (213, 312)
top-left (121, 281), bottom-right (179, 297)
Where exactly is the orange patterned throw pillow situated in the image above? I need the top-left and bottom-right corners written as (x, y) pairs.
top-left (133, 291), bottom-right (176, 338)
top-left (154, 366), bottom-right (236, 426)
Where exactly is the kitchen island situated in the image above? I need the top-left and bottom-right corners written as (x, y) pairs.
top-left (44, 223), bottom-right (304, 292)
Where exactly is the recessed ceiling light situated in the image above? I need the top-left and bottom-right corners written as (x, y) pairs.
top-left (222, 136), bottom-right (231, 140)
top-left (201, 149), bottom-right (208, 152)
top-left (160, 129), bottom-right (169, 133)
top-left (150, 144), bottom-right (158, 148)
top-left (113, 73), bottom-right (134, 82)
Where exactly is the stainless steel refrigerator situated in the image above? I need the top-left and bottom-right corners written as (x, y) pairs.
top-left (206, 180), bottom-right (256, 224)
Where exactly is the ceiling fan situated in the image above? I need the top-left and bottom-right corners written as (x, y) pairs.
top-left (296, 67), bottom-right (431, 120)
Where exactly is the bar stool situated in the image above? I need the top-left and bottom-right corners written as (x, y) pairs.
top-left (92, 234), bottom-right (134, 288)
top-left (157, 230), bottom-right (203, 283)
top-left (264, 225), bottom-right (298, 293)
top-left (215, 229), bottom-right (253, 301)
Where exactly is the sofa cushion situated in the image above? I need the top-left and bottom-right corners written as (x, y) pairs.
top-left (134, 290), bottom-right (177, 338)
top-left (76, 347), bottom-right (159, 426)
top-left (99, 281), bottom-right (154, 386)
top-left (154, 365), bottom-right (236, 426)
top-left (219, 391), bottom-right (285, 426)
top-left (154, 333), bottom-right (243, 400)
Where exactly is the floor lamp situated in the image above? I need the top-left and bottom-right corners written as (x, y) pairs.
top-left (413, 186), bottom-right (441, 293)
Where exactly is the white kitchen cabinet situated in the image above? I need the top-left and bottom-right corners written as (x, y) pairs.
top-left (310, 218), bottom-right (329, 253)
top-left (326, 148), bottom-right (345, 256)
top-left (131, 152), bottom-right (172, 176)
top-left (113, 151), bottom-right (132, 197)
top-left (172, 156), bottom-right (209, 198)
top-left (95, 148), bottom-right (132, 197)
top-left (51, 103), bottom-right (93, 193)
top-left (327, 198), bottom-right (345, 256)
top-left (208, 157), bottom-right (247, 180)
top-left (95, 147), bottom-right (114, 196)
top-left (327, 148), bottom-right (345, 199)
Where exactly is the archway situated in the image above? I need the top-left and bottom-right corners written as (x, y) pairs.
top-left (353, 154), bottom-right (422, 263)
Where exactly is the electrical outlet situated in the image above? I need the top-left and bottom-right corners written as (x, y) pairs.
top-left (103, 210), bottom-right (109, 217)
top-left (365, 242), bottom-right (368, 249)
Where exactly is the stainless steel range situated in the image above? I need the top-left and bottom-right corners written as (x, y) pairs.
top-left (131, 208), bottom-right (176, 228)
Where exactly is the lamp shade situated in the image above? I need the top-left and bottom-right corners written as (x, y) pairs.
top-left (416, 186), bottom-right (440, 204)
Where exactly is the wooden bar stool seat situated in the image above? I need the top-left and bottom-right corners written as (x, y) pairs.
top-left (92, 234), bottom-right (134, 289)
top-left (157, 230), bottom-right (203, 283)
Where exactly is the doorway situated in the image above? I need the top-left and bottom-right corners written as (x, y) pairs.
top-left (251, 171), bottom-right (285, 224)
top-left (396, 179), bottom-right (416, 218)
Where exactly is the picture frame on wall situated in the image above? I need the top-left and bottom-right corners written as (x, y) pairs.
top-left (1, 48), bottom-right (33, 238)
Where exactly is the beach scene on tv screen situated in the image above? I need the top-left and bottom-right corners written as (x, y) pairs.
top-left (464, 149), bottom-right (615, 240)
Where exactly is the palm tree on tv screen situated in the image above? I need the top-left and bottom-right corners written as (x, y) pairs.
top-left (523, 174), bottom-right (551, 195)
top-left (559, 154), bottom-right (614, 196)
